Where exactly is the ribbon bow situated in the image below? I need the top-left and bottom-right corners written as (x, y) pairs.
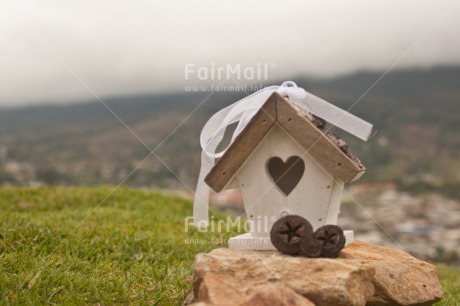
top-left (193, 81), bottom-right (372, 227)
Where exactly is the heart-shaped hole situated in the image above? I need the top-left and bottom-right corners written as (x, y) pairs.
top-left (266, 156), bottom-right (305, 196)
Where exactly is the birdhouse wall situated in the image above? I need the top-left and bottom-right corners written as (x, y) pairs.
top-left (236, 123), bottom-right (344, 237)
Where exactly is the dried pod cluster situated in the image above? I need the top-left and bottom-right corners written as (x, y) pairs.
top-left (270, 215), bottom-right (345, 258)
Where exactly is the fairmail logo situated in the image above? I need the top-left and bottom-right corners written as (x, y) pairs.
top-left (184, 62), bottom-right (276, 81)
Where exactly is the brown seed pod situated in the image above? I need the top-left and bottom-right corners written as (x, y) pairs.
top-left (300, 237), bottom-right (323, 258)
top-left (270, 215), bottom-right (313, 255)
top-left (314, 225), bottom-right (346, 258)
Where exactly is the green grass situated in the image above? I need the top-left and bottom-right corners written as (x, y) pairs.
top-left (0, 187), bottom-right (458, 305)
top-left (436, 264), bottom-right (460, 306)
top-left (0, 187), bottom-right (239, 305)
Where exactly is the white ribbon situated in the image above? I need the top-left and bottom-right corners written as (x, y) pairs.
top-left (193, 81), bottom-right (372, 227)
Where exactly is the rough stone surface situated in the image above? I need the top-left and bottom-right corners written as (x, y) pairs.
top-left (190, 273), bottom-right (315, 306)
top-left (189, 241), bottom-right (443, 306)
top-left (340, 241), bottom-right (443, 305)
top-left (191, 247), bottom-right (375, 306)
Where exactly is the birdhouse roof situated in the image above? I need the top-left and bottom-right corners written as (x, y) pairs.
top-left (205, 92), bottom-right (366, 192)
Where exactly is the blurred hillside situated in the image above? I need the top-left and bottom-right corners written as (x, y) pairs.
top-left (0, 66), bottom-right (459, 196)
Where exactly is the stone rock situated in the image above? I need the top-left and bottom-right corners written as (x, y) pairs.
top-left (340, 241), bottom-right (443, 305)
top-left (243, 283), bottom-right (315, 306)
top-left (190, 273), bottom-right (315, 306)
top-left (190, 241), bottom-right (443, 306)
top-left (192, 248), bottom-right (375, 306)
top-left (188, 303), bottom-right (213, 306)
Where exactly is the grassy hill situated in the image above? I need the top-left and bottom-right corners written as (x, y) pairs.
top-left (0, 66), bottom-right (459, 196)
top-left (0, 187), bottom-right (458, 305)
top-left (0, 187), bottom-right (239, 305)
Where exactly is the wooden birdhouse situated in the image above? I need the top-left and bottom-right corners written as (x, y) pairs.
top-left (204, 92), bottom-right (366, 250)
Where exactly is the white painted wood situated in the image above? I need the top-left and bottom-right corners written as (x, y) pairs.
top-left (237, 123), bottom-right (337, 238)
top-left (228, 233), bottom-right (275, 250)
top-left (325, 179), bottom-right (344, 225)
top-left (225, 176), bottom-right (239, 189)
top-left (344, 230), bottom-right (354, 246)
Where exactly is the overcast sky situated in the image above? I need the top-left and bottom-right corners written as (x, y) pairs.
top-left (1, 0), bottom-right (459, 106)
